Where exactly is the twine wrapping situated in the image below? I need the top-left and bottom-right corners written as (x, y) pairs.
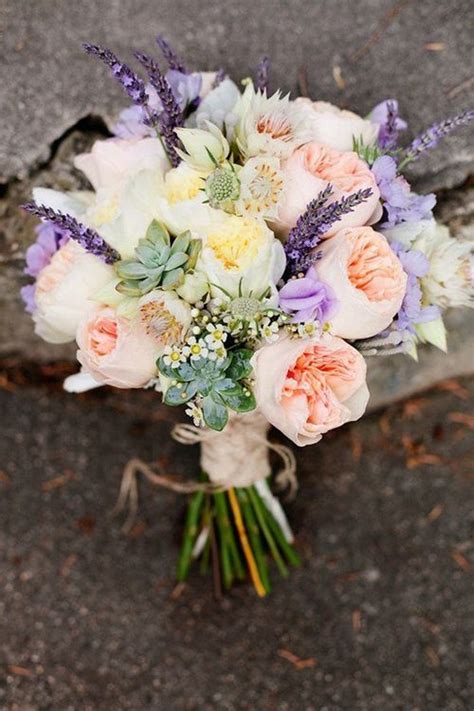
top-left (113, 411), bottom-right (297, 532)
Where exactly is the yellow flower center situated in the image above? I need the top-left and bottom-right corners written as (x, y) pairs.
top-left (140, 300), bottom-right (181, 345)
top-left (165, 167), bottom-right (205, 204)
top-left (191, 344), bottom-right (201, 355)
top-left (206, 217), bottom-right (267, 271)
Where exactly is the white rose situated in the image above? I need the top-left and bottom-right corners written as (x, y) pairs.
top-left (383, 219), bottom-right (474, 309)
top-left (295, 98), bottom-right (379, 152)
top-left (33, 241), bottom-right (114, 344)
top-left (86, 169), bottom-right (165, 259)
top-left (74, 137), bottom-right (169, 192)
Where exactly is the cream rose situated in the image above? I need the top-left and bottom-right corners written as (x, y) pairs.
top-left (295, 99), bottom-right (379, 152)
top-left (275, 142), bottom-right (381, 238)
top-left (33, 241), bottom-right (114, 344)
top-left (316, 226), bottom-right (407, 339)
top-left (251, 334), bottom-right (369, 446)
top-left (74, 137), bottom-right (169, 192)
top-left (195, 214), bottom-right (286, 299)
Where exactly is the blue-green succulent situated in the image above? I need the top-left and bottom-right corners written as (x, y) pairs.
top-left (115, 220), bottom-right (201, 296)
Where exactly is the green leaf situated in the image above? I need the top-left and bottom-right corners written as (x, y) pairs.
top-left (226, 349), bottom-right (254, 381)
top-left (161, 267), bottom-right (185, 289)
top-left (214, 380), bottom-right (256, 413)
top-left (115, 261), bottom-right (150, 279)
top-left (164, 383), bottom-right (196, 406)
top-left (146, 220), bottom-right (170, 247)
top-left (175, 361), bottom-right (197, 381)
top-left (202, 395), bottom-right (228, 431)
top-left (170, 231), bottom-right (191, 255)
top-left (115, 280), bottom-right (144, 297)
top-left (187, 240), bottom-right (202, 269)
top-left (163, 252), bottom-right (189, 271)
top-left (157, 356), bottom-right (177, 379)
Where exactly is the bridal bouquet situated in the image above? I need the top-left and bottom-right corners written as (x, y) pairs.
top-left (22, 37), bottom-right (473, 596)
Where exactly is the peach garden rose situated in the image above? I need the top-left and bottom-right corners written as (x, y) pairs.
top-left (76, 307), bottom-right (158, 389)
top-left (316, 226), bottom-right (407, 339)
top-left (275, 142), bottom-right (381, 237)
top-left (251, 334), bottom-right (369, 447)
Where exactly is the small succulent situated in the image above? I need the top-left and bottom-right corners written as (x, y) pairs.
top-left (115, 220), bottom-right (201, 296)
top-left (158, 348), bottom-right (256, 431)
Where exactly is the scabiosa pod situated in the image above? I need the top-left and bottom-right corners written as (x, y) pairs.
top-left (22, 203), bottom-right (120, 264)
top-left (399, 109), bottom-right (474, 169)
top-left (134, 51), bottom-right (184, 166)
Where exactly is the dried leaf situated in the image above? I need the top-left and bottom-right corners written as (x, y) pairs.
top-left (424, 42), bottom-right (445, 51)
top-left (451, 549), bottom-right (472, 572)
top-left (426, 504), bottom-right (443, 522)
top-left (332, 65), bottom-right (346, 90)
top-left (277, 649), bottom-right (317, 669)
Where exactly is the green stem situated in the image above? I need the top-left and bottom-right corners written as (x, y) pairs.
top-left (214, 492), bottom-right (233, 589)
top-left (177, 489), bottom-right (205, 582)
top-left (199, 495), bottom-right (212, 576)
top-left (215, 491), bottom-right (245, 581)
top-left (259, 493), bottom-right (301, 568)
top-left (236, 488), bottom-right (271, 593)
top-left (248, 486), bottom-right (289, 578)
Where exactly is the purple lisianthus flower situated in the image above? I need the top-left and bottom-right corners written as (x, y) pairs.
top-left (278, 267), bottom-right (339, 323)
top-left (21, 284), bottom-right (37, 314)
top-left (372, 155), bottom-right (436, 228)
top-left (24, 221), bottom-right (69, 277)
top-left (114, 71), bottom-right (202, 139)
top-left (370, 99), bottom-right (407, 150)
top-left (390, 241), bottom-right (439, 332)
top-left (21, 220), bottom-right (69, 313)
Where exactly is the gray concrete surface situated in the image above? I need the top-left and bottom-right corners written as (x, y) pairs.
top-left (0, 374), bottom-right (473, 709)
top-left (1, 0), bottom-right (474, 191)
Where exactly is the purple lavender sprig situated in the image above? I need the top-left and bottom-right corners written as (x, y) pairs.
top-left (83, 43), bottom-right (148, 106)
top-left (379, 101), bottom-right (399, 150)
top-left (399, 109), bottom-right (474, 168)
top-left (255, 56), bottom-right (270, 93)
top-left (212, 68), bottom-right (227, 89)
top-left (284, 186), bottom-right (373, 275)
top-left (134, 52), bottom-right (184, 166)
top-left (156, 34), bottom-right (187, 73)
top-left (22, 203), bottom-right (120, 264)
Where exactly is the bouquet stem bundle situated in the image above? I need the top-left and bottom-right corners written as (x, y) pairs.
top-left (177, 477), bottom-right (300, 597)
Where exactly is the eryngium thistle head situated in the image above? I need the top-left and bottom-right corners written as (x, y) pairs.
top-left (115, 220), bottom-right (201, 296)
top-left (205, 167), bottom-right (240, 209)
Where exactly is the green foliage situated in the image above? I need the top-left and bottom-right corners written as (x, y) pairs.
top-left (158, 348), bottom-right (255, 431)
top-left (352, 135), bottom-right (383, 166)
top-left (115, 220), bottom-right (201, 296)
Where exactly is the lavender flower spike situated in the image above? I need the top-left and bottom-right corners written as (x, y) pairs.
top-left (134, 52), bottom-right (183, 166)
top-left (156, 34), bottom-right (187, 73)
top-left (255, 56), bottom-right (270, 93)
top-left (400, 109), bottom-right (474, 166)
top-left (22, 203), bottom-right (120, 264)
top-left (83, 43), bottom-right (148, 106)
top-left (284, 186), bottom-right (373, 275)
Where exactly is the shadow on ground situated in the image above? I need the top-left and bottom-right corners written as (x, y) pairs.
top-left (0, 367), bottom-right (473, 710)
